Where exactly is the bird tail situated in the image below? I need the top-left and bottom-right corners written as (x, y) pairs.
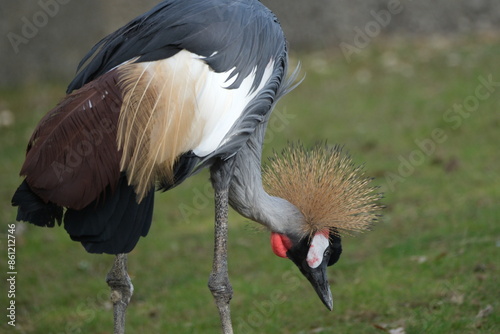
top-left (64, 175), bottom-right (155, 254)
top-left (12, 179), bottom-right (63, 227)
top-left (12, 175), bottom-right (154, 254)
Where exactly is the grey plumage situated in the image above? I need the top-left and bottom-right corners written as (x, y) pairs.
top-left (228, 119), bottom-right (305, 236)
top-left (67, 0), bottom-right (285, 94)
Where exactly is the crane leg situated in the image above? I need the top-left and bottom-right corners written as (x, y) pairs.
top-left (209, 161), bottom-right (235, 334)
top-left (106, 253), bottom-right (133, 334)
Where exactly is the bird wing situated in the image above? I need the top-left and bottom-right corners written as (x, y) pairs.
top-left (20, 70), bottom-right (122, 210)
top-left (66, 0), bottom-right (290, 195)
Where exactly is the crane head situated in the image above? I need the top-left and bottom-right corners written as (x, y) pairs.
top-left (271, 229), bottom-right (341, 310)
top-left (263, 143), bottom-right (383, 310)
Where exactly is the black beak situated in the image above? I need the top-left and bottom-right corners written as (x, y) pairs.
top-left (287, 248), bottom-right (334, 310)
top-left (303, 259), bottom-right (333, 310)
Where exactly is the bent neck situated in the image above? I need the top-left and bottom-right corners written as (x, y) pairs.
top-left (228, 121), bottom-right (304, 236)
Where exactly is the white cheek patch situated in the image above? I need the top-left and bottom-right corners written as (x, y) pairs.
top-left (306, 233), bottom-right (330, 269)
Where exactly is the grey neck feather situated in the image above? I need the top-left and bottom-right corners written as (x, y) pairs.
top-left (228, 120), bottom-right (305, 236)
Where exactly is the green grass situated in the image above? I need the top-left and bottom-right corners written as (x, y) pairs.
top-left (1, 34), bottom-right (499, 333)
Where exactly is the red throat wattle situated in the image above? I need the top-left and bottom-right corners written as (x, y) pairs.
top-left (270, 232), bottom-right (292, 258)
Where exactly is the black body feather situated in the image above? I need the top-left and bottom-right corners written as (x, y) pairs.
top-left (64, 174), bottom-right (154, 254)
top-left (12, 180), bottom-right (63, 227)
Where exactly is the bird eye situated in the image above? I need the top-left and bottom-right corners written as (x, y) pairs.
top-left (323, 248), bottom-right (331, 258)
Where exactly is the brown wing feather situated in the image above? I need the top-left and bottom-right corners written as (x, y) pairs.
top-left (20, 70), bottom-right (123, 210)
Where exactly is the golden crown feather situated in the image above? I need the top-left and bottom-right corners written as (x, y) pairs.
top-left (263, 142), bottom-right (383, 236)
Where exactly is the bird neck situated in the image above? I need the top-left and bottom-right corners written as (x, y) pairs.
top-left (228, 121), bottom-right (305, 236)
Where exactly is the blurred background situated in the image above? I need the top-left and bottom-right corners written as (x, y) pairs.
top-left (2, 0), bottom-right (500, 85)
top-left (1, 1), bottom-right (499, 333)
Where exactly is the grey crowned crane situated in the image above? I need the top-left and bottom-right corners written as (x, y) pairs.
top-left (12, 0), bottom-right (382, 333)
